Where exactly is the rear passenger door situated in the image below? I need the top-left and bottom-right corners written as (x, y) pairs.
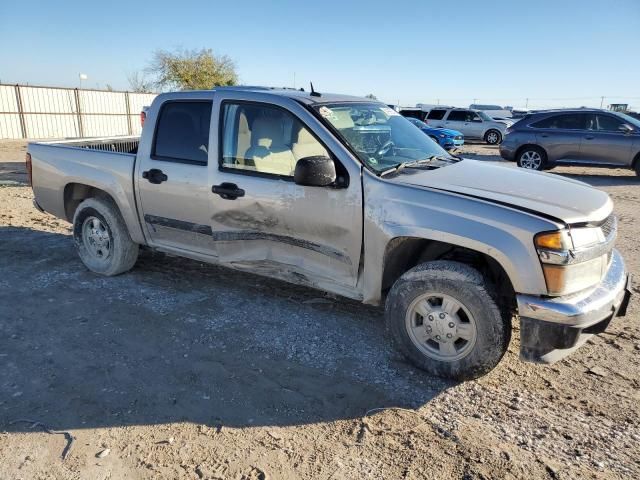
top-left (207, 93), bottom-right (363, 291)
top-left (135, 98), bottom-right (218, 256)
top-left (444, 110), bottom-right (471, 137)
top-left (530, 113), bottom-right (587, 162)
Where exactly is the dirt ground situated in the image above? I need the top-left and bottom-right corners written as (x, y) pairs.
top-left (1, 139), bottom-right (639, 480)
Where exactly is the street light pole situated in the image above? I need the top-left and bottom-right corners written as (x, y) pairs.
top-left (79, 73), bottom-right (88, 89)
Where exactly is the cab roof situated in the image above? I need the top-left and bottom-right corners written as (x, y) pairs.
top-left (210, 86), bottom-right (371, 105)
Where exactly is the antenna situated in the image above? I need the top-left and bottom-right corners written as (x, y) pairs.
top-left (310, 82), bottom-right (321, 97)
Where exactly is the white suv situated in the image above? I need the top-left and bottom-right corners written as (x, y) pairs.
top-left (425, 108), bottom-right (512, 144)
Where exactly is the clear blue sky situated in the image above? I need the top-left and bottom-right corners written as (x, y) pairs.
top-left (1, 0), bottom-right (639, 109)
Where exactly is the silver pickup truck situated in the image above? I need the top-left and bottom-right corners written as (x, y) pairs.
top-left (27, 87), bottom-right (632, 380)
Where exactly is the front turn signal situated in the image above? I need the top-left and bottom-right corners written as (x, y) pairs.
top-left (535, 231), bottom-right (570, 251)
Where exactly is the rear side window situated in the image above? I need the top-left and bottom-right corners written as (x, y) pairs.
top-left (427, 109), bottom-right (446, 120)
top-left (530, 114), bottom-right (587, 130)
top-left (446, 110), bottom-right (468, 121)
top-left (153, 101), bottom-right (213, 165)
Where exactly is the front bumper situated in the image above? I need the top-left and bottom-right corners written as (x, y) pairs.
top-left (516, 249), bottom-right (631, 363)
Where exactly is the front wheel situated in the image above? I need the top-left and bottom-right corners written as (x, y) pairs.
top-left (484, 129), bottom-right (502, 145)
top-left (73, 197), bottom-right (139, 276)
top-left (385, 261), bottom-right (510, 380)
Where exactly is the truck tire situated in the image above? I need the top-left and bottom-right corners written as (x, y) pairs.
top-left (484, 129), bottom-right (502, 145)
top-left (385, 260), bottom-right (510, 380)
top-left (72, 196), bottom-right (139, 276)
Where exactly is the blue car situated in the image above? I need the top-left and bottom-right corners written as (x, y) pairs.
top-left (406, 117), bottom-right (464, 150)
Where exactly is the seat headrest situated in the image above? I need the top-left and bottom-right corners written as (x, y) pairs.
top-left (251, 116), bottom-right (283, 148)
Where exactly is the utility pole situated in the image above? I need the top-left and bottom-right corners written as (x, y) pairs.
top-left (525, 98), bottom-right (529, 109)
top-left (600, 96), bottom-right (605, 109)
top-left (293, 72), bottom-right (296, 89)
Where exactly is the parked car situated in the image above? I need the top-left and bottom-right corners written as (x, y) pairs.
top-left (469, 104), bottom-right (513, 120)
top-left (27, 88), bottom-right (631, 380)
top-left (406, 117), bottom-right (464, 150)
top-left (425, 107), bottom-right (512, 144)
top-left (500, 109), bottom-right (640, 173)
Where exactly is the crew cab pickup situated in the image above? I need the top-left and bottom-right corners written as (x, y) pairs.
top-left (27, 87), bottom-right (632, 379)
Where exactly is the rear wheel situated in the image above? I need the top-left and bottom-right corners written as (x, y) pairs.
top-left (73, 197), bottom-right (139, 276)
top-left (517, 146), bottom-right (547, 171)
top-left (385, 261), bottom-right (511, 380)
top-left (485, 129), bottom-right (502, 145)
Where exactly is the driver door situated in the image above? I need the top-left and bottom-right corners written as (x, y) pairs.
top-left (207, 93), bottom-right (363, 291)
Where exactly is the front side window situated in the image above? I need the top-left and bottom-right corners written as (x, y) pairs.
top-left (468, 112), bottom-right (483, 122)
top-left (315, 102), bottom-right (451, 174)
top-left (153, 101), bottom-right (212, 164)
top-left (221, 102), bottom-right (329, 177)
top-left (596, 114), bottom-right (625, 132)
top-left (427, 109), bottom-right (446, 120)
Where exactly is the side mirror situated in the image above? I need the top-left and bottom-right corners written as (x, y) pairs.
top-left (619, 123), bottom-right (634, 134)
top-left (294, 156), bottom-right (337, 187)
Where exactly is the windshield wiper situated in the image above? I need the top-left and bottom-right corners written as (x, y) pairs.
top-left (379, 154), bottom-right (452, 177)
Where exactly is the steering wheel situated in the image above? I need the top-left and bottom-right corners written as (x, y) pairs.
top-left (377, 140), bottom-right (395, 156)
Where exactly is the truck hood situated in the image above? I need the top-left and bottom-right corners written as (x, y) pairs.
top-left (389, 159), bottom-right (612, 224)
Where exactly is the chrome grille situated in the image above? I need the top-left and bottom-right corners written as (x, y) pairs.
top-left (600, 214), bottom-right (617, 240)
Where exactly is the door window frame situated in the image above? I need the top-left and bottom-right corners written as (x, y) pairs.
top-left (151, 99), bottom-right (213, 166)
top-left (217, 99), bottom-right (344, 183)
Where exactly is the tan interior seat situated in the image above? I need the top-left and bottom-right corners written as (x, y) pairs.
top-left (292, 127), bottom-right (329, 160)
top-left (245, 116), bottom-right (296, 176)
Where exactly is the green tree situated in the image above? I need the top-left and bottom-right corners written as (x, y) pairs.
top-left (365, 93), bottom-right (378, 100)
top-left (147, 48), bottom-right (238, 91)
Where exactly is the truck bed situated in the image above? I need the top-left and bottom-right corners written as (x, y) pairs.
top-left (38, 136), bottom-right (140, 154)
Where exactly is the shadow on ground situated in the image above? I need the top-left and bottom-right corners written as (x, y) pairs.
top-left (0, 226), bottom-right (451, 435)
top-left (555, 170), bottom-right (638, 187)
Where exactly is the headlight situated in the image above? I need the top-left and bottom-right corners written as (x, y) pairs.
top-left (534, 228), bottom-right (609, 295)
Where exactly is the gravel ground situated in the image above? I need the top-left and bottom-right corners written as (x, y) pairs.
top-left (1, 140), bottom-right (639, 479)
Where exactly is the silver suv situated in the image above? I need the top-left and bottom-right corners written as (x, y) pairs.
top-left (500, 109), bottom-right (640, 174)
top-left (425, 108), bottom-right (511, 144)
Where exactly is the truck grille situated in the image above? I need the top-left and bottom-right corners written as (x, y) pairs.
top-left (600, 214), bottom-right (617, 240)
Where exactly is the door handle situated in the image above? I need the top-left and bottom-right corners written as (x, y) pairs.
top-left (540, 134), bottom-right (549, 138)
top-left (585, 136), bottom-right (595, 140)
top-left (212, 182), bottom-right (245, 200)
top-left (142, 168), bottom-right (167, 184)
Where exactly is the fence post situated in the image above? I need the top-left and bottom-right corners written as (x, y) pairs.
top-left (125, 91), bottom-right (133, 135)
top-left (74, 88), bottom-right (84, 138)
top-left (14, 84), bottom-right (27, 139)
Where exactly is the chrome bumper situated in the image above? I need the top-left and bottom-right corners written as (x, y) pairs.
top-left (517, 249), bottom-right (631, 363)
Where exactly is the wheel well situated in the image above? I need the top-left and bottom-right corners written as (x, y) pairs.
top-left (484, 128), bottom-right (501, 137)
top-left (381, 237), bottom-right (516, 313)
top-left (63, 183), bottom-right (112, 222)
top-left (632, 151), bottom-right (640, 169)
top-left (514, 143), bottom-right (545, 160)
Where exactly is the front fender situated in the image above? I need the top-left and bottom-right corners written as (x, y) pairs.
top-left (361, 171), bottom-right (559, 305)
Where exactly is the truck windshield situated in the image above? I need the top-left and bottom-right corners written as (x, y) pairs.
top-left (477, 111), bottom-right (493, 121)
top-left (314, 102), bottom-right (453, 174)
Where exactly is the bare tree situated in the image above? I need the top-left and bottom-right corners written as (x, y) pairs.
top-left (127, 71), bottom-right (154, 93)
top-left (365, 93), bottom-right (378, 100)
top-left (146, 48), bottom-right (238, 91)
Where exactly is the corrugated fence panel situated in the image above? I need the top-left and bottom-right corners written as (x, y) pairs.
top-left (0, 85), bottom-right (22, 139)
top-left (0, 84), bottom-right (158, 139)
top-left (79, 90), bottom-right (129, 137)
top-left (20, 86), bottom-right (79, 138)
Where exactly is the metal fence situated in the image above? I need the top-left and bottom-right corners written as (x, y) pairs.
top-left (0, 84), bottom-right (157, 140)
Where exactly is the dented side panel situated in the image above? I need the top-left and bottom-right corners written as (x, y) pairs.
top-left (207, 92), bottom-right (364, 292)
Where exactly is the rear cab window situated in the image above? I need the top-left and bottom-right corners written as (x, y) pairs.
top-left (153, 101), bottom-right (213, 165)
